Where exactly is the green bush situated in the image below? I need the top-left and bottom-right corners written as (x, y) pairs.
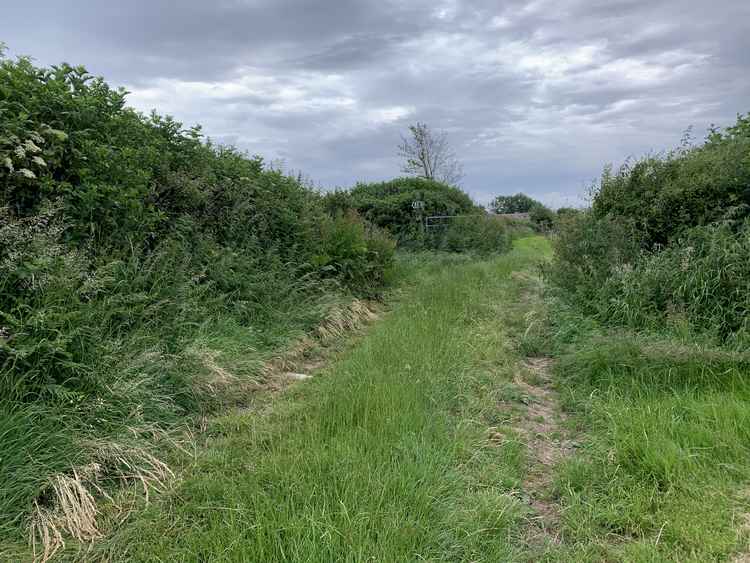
top-left (546, 210), bottom-right (643, 312)
top-left (315, 212), bottom-right (395, 296)
top-left (529, 203), bottom-right (555, 232)
top-left (555, 207), bottom-right (580, 218)
top-left (592, 115), bottom-right (750, 248)
top-left (547, 113), bottom-right (750, 341)
top-left (427, 215), bottom-right (512, 254)
top-left (345, 177), bottom-right (481, 243)
top-left (320, 188), bottom-right (355, 217)
top-left (0, 50), bottom-right (396, 540)
top-left (600, 222), bottom-right (750, 340)
top-left (324, 177), bottom-right (517, 254)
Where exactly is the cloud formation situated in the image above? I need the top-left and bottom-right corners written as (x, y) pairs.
top-left (3, 0), bottom-right (749, 206)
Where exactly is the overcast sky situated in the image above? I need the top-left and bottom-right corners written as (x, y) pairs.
top-left (3, 1), bottom-right (748, 207)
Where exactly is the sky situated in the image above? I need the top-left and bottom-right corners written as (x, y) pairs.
top-left (2, 1), bottom-right (749, 208)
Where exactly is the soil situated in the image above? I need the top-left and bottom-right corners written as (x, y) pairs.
top-left (514, 356), bottom-right (575, 546)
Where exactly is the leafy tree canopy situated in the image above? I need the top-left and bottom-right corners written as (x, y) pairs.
top-left (326, 177), bottom-right (481, 242)
top-left (489, 193), bottom-right (541, 214)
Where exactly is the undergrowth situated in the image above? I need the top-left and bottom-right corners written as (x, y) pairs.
top-left (55, 238), bottom-right (549, 562)
top-left (0, 49), bottom-right (395, 556)
top-left (528, 303), bottom-right (750, 561)
top-left (539, 113), bottom-right (750, 561)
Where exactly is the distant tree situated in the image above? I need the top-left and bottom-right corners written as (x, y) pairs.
top-left (529, 204), bottom-right (556, 232)
top-left (556, 207), bottom-right (580, 218)
top-left (398, 122), bottom-right (464, 186)
top-left (490, 193), bottom-right (544, 214)
top-left (348, 177), bottom-right (480, 242)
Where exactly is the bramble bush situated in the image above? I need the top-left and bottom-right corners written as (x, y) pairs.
top-left (0, 49), bottom-right (395, 540)
top-left (333, 177), bottom-right (481, 244)
top-left (547, 113), bottom-right (750, 342)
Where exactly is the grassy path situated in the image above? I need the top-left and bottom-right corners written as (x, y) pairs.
top-left (44, 234), bottom-right (750, 562)
top-left (83, 237), bottom-right (552, 562)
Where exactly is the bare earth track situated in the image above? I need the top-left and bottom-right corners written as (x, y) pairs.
top-left (515, 356), bottom-right (575, 546)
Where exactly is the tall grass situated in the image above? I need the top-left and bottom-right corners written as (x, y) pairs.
top-left (600, 222), bottom-right (750, 342)
top-left (76, 238), bottom-right (552, 562)
top-left (540, 113), bottom-right (750, 560)
top-left (547, 113), bottom-right (750, 342)
top-left (538, 317), bottom-right (750, 561)
top-left (0, 52), bottom-right (395, 551)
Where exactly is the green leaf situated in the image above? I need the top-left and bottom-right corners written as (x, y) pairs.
top-left (23, 139), bottom-right (42, 153)
top-left (48, 128), bottom-right (68, 141)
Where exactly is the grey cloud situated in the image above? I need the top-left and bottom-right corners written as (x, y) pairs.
top-left (2, 0), bottom-right (749, 207)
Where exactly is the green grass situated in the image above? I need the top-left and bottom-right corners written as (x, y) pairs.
top-left (64, 236), bottom-right (551, 562)
top-left (0, 256), bottom-right (342, 544)
top-left (9, 233), bottom-right (747, 562)
top-left (540, 313), bottom-right (750, 561)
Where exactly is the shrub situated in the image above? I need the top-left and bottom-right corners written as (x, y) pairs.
top-left (0, 50), bottom-right (397, 541)
top-left (556, 207), bottom-right (580, 218)
top-left (592, 115), bottom-right (750, 248)
top-left (548, 113), bottom-right (750, 341)
top-left (321, 188), bottom-right (355, 217)
top-left (347, 177), bottom-right (481, 243)
top-left (427, 215), bottom-right (512, 254)
top-left (546, 210), bottom-right (643, 313)
top-left (601, 222), bottom-right (750, 340)
top-left (315, 212), bottom-right (395, 296)
top-left (529, 204), bottom-right (555, 232)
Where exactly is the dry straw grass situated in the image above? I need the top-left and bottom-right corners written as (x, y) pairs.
top-left (27, 298), bottom-right (378, 561)
top-left (263, 299), bottom-right (378, 378)
top-left (316, 299), bottom-right (378, 341)
top-left (29, 441), bottom-right (174, 562)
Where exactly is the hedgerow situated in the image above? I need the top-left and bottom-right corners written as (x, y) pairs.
top-left (0, 49), bottom-right (394, 544)
top-left (547, 113), bottom-right (750, 343)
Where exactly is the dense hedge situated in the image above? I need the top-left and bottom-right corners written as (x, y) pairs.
top-left (0, 53), bottom-right (396, 400)
top-left (324, 177), bottom-right (481, 243)
top-left (547, 113), bottom-right (750, 343)
top-left (0, 51), bottom-right (395, 539)
top-left (591, 115), bottom-right (750, 248)
top-left (323, 177), bottom-right (519, 253)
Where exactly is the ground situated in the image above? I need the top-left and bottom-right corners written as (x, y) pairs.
top-left (22, 236), bottom-right (750, 562)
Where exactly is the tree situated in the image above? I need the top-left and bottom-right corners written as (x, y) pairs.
top-left (529, 204), bottom-right (555, 232)
top-left (489, 193), bottom-right (540, 214)
top-left (347, 177), bottom-right (479, 241)
top-left (398, 122), bottom-right (464, 186)
top-left (556, 207), bottom-right (580, 218)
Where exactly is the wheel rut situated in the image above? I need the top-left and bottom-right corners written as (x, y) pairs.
top-left (514, 356), bottom-right (574, 546)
